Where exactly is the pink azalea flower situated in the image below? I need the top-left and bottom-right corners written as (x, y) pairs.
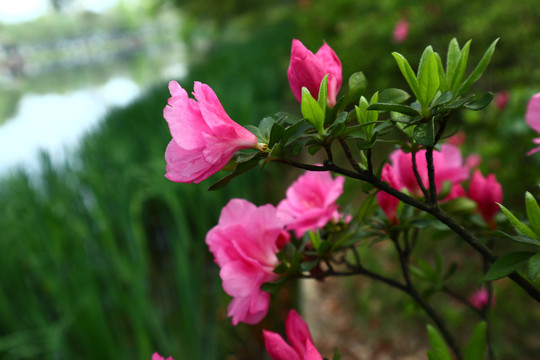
top-left (263, 309), bottom-right (323, 360)
top-left (468, 288), bottom-right (495, 310)
top-left (377, 164), bottom-right (400, 224)
top-left (446, 131), bottom-right (466, 146)
top-left (526, 93), bottom-right (540, 155)
top-left (163, 81), bottom-right (258, 183)
top-left (287, 39), bottom-right (342, 107)
top-left (468, 170), bottom-right (503, 226)
top-left (494, 90), bottom-right (509, 110)
top-left (152, 353), bottom-right (173, 360)
top-left (393, 19), bottom-right (409, 43)
top-left (205, 199), bottom-right (289, 325)
top-left (388, 144), bottom-right (469, 197)
top-left (464, 154), bottom-right (482, 170)
top-left (277, 171), bottom-right (346, 238)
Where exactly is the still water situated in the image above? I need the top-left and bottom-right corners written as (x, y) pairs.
top-left (0, 15), bottom-right (186, 175)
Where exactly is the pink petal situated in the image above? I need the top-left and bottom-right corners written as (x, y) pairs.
top-left (526, 93), bottom-right (540, 134)
top-left (264, 331), bottom-right (302, 360)
top-left (164, 140), bottom-right (215, 183)
top-left (303, 339), bottom-right (323, 360)
top-left (285, 310), bottom-right (314, 357)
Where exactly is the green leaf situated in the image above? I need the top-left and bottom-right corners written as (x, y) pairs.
top-left (245, 124), bottom-right (265, 143)
top-left (368, 103), bottom-right (420, 116)
top-left (208, 157), bottom-right (261, 191)
top-left (450, 40), bottom-right (471, 93)
top-left (463, 92), bottom-right (494, 111)
top-left (432, 91), bottom-right (453, 107)
top-left (318, 74), bottom-right (329, 113)
top-left (348, 71), bottom-right (368, 96)
top-left (269, 121), bottom-right (286, 147)
top-left (413, 120), bottom-right (436, 146)
top-left (260, 278), bottom-right (286, 295)
top-left (498, 203), bottom-right (537, 238)
top-left (426, 325), bottom-right (453, 360)
top-left (418, 52), bottom-right (440, 109)
top-left (308, 230), bottom-right (321, 251)
top-left (300, 260), bottom-right (320, 272)
top-left (301, 87), bottom-right (325, 134)
top-left (464, 322), bottom-right (487, 360)
top-left (392, 52), bottom-right (421, 100)
top-left (527, 253), bottom-right (540, 280)
top-left (457, 38), bottom-right (499, 96)
top-left (446, 38), bottom-right (461, 83)
top-left (378, 88), bottom-right (410, 104)
top-left (482, 251), bottom-right (536, 281)
top-left (435, 52), bottom-right (449, 92)
top-left (333, 347), bottom-right (341, 360)
top-left (525, 192), bottom-right (540, 238)
top-left (417, 45), bottom-right (434, 77)
top-left (493, 231), bottom-right (540, 247)
top-left (357, 192), bottom-right (378, 222)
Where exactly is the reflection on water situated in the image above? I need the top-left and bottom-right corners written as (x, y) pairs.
top-left (0, 77), bottom-right (141, 173)
top-left (0, 10), bottom-right (187, 175)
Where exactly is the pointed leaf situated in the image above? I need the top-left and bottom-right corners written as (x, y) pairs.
top-left (418, 52), bottom-right (440, 109)
top-left (417, 45), bottom-right (434, 77)
top-left (464, 92), bottom-right (494, 111)
top-left (348, 71), bottom-right (368, 96)
top-left (392, 52), bottom-right (421, 100)
top-left (493, 230), bottom-right (540, 247)
top-left (318, 74), bottom-right (329, 113)
top-left (450, 40), bottom-right (471, 93)
top-left (427, 325), bottom-right (453, 360)
top-left (368, 103), bottom-right (420, 116)
top-left (378, 88), bottom-right (410, 104)
top-left (301, 87), bottom-right (325, 134)
top-left (482, 251), bottom-right (535, 281)
top-left (458, 38), bottom-right (499, 96)
top-left (525, 192), bottom-right (540, 238)
top-left (434, 52), bottom-right (449, 92)
top-left (527, 253), bottom-right (540, 280)
top-left (208, 157), bottom-right (261, 191)
top-left (446, 38), bottom-right (461, 82)
top-left (498, 202), bottom-right (537, 238)
top-left (464, 322), bottom-right (487, 360)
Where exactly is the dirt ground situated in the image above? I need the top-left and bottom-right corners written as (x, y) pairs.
top-left (302, 277), bottom-right (429, 360)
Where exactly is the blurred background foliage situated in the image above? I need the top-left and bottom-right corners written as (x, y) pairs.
top-left (1, 0), bottom-right (540, 359)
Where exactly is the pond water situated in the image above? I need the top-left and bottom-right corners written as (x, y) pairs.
top-left (0, 12), bottom-right (186, 176)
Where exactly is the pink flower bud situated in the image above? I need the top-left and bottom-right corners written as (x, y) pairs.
top-left (494, 90), bottom-right (509, 110)
top-left (526, 93), bottom-right (540, 156)
top-left (468, 170), bottom-right (503, 226)
top-left (277, 170), bottom-right (346, 237)
top-left (163, 81), bottom-right (258, 183)
top-left (468, 288), bottom-right (495, 310)
top-left (287, 39), bottom-right (342, 107)
top-left (393, 19), bottom-right (409, 43)
top-left (205, 199), bottom-right (289, 325)
top-left (263, 310), bottom-right (323, 360)
top-left (377, 164), bottom-right (400, 224)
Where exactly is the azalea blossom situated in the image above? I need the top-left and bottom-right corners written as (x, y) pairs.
top-left (526, 93), bottom-right (540, 155)
top-left (468, 170), bottom-right (503, 226)
top-left (494, 90), bottom-right (509, 110)
top-left (393, 19), bottom-right (409, 43)
top-left (152, 353), bottom-right (173, 360)
top-left (163, 81), bottom-right (258, 183)
top-left (287, 39), bottom-right (342, 107)
top-left (206, 199), bottom-right (289, 325)
top-left (377, 164), bottom-right (401, 224)
top-left (263, 309), bottom-right (323, 360)
top-left (468, 288), bottom-right (495, 310)
top-left (388, 144), bottom-right (469, 197)
top-left (277, 170), bottom-right (346, 237)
